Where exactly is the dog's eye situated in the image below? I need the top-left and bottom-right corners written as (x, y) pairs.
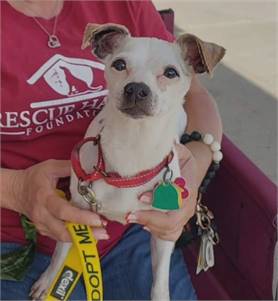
top-left (164, 67), bottom-right (179, 79)
top-left (111, 59), bottom-right (126, 71)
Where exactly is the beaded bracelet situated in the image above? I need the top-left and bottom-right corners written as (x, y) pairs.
top-left (180, 131), bottom-right (223, 194)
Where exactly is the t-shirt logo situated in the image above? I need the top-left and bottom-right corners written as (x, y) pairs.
top-left (27, 54), bottom-right (108, 109)
top-left (1, 54), bottom-right (107, 136)
top-left (30, 56), bottom-right (102, 96)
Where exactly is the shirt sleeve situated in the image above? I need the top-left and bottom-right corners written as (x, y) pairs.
top-left (128, 0), bottom-right (175, 42)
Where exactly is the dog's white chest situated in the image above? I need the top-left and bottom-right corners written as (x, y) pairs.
top-left (91, 178), bottom-right (157, 223)
top-left (69, 106), bottom-right (183, 224)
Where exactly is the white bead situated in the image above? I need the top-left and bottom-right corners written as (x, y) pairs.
top-left (203, 133), bottom-right (214, 145)
top-left (211, 141), bottom-right (221, 152)
top-left (213, 151), bottom-right (223, 162)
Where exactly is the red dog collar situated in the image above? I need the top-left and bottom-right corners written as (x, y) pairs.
top-left (71, 136), bottom-right (174, 188)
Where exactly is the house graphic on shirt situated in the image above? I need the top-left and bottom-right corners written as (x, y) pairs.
top-left (27, 54), bottom-right (108, 109)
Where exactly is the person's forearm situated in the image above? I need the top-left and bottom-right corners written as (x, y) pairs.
top-left (184, 75), bottom-right (223, 186)
top-left (0, 168), bottom-right (23, 212)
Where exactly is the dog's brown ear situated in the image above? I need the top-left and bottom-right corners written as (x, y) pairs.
top-left (81, 23), bottom-right (130, 59)
top-left (81, 23), bottom-right (99, 50)
top-left (177, 34), bottom-right (226, 75)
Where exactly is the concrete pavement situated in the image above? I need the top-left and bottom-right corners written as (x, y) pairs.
top-left (154, 0), bottom-right (277, 182)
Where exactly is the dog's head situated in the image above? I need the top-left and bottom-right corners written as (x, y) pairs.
top-left (82, 23), bottom-right (225, 119)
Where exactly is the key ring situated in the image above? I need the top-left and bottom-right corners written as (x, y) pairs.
top-left (163, 166), bottom-right (173, 183)
top-left (196, 203), bottom-right (211, 230)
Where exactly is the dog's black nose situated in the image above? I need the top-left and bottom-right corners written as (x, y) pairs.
top-left (124, 82), bottom-right (151, 102)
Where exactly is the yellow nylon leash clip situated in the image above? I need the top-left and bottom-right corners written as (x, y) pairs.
top-left (45, 191), bottom-right (103, 301)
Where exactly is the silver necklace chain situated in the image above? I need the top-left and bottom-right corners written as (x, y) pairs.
top-left (29, 2), bottom-right (61, 48)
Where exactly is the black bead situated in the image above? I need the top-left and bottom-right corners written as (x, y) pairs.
top-left (207, 171), bottom-right (216, 179)
top-left (180, 133), bottom-right (191, 145)
top-left (202, 178), bottom-right (211, 188)
top-left (199, 186), bottom-right (207, 194)
top-left (190, 131), bottom-right (202, 141)
top-left (211, 163), bottom-right (220, 171)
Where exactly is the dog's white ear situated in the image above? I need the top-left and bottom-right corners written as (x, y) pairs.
top-left (81, 23), bottom-right (130, 59)
top-left (177, 34), bottom-right (226, 75)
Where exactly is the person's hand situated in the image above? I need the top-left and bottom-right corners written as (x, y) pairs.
top-left (11, 159), bottom-right (108, 242)
top-left (127, 144), bottom-right (198, 241)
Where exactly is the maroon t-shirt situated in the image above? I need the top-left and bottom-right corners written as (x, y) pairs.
top-left (1, 0), bottom-right (174, 256)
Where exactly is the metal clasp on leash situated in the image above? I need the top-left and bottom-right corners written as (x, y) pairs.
top-left (196, 193), bottom-right (219, 245)
top-left (93, 165), bottom-right (108, 177)
top-left (78, 180), bottom-right (101, 212)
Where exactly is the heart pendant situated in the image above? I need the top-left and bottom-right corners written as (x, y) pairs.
top-left (48, 35), bottom-right (61, 48)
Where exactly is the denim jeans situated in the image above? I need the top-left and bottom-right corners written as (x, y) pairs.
top-left (1, 225), bottom-right (196, 300)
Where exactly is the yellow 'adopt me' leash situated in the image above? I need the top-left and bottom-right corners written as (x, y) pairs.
top-left (45, 191), bottom-right (103, 301)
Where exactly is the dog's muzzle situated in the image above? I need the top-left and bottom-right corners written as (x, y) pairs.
top-left (120, 82), bottom-right (153, 118)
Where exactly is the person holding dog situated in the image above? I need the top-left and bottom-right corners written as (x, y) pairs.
top-left (1, 0), bottom-right (222, 300)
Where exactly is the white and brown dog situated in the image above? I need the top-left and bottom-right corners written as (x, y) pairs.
top-left (31, 24), bottom-right (225, 301)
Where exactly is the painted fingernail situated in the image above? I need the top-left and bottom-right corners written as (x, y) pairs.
top-left (101, 220), bottom-right (108, 226)
top-left (125, 211), bottom-right (131, 223)
top-left (127, 213), bottom-right (137, 223)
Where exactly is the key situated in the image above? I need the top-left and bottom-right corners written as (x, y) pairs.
top-left (196, 233), bottom-right (208, 274)
top-left (205, 238), bottom-right (215, 269)
top-left (196, 232), bottom-right (215, 274)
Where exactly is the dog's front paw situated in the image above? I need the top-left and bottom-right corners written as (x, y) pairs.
top-left (29, 271), bottom-right (52, 301)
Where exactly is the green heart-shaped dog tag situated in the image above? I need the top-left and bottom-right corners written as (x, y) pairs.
top-left (152, 182), bottom-right (180, 210)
